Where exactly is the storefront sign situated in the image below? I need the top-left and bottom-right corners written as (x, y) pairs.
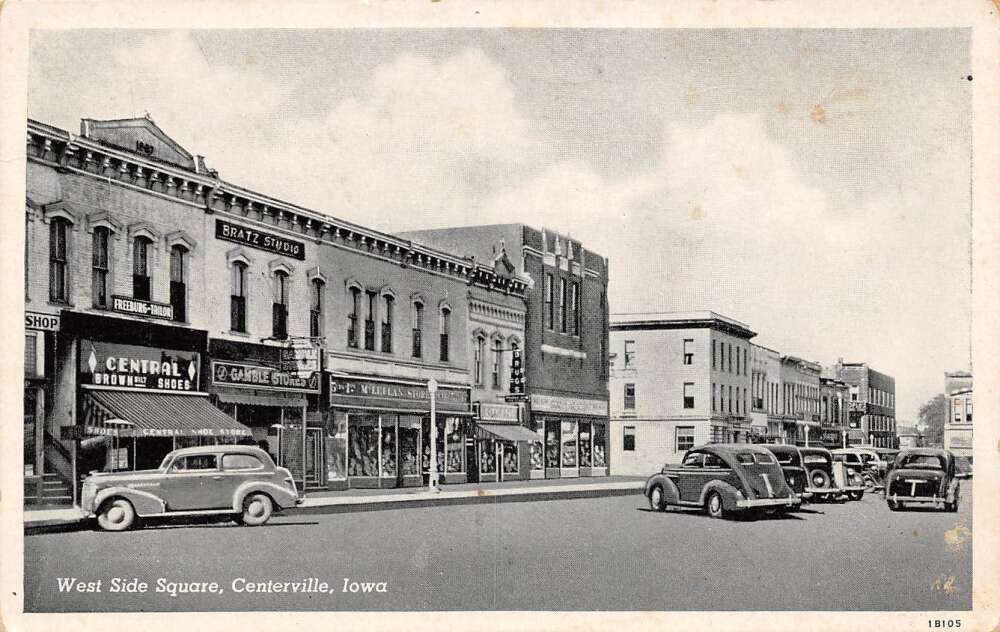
top-left (329, 376), bottom-right (471, 414)
top-left (531, 393), bottom-right (607, 417)
top-left (476, 403), bottom-right (520, 423)
top-left (25, 311), bottom-right (60, 331)
top-left (111, 295), bottom-right (174, 320)
top-left (215, 219), bottom-right (305, 261)
top-left (79, 341), bottom-right (200, 392)
top-left (212, 361), bottom-right (320, 393)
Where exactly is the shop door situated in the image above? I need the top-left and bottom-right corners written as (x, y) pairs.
top-left (282, 427), bottom-right (323, 488)
top-left (466, 441), bottom-right (479, 483)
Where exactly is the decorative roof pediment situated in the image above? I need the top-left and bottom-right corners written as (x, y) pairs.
top-left (81, 115), bottom-right (196, 171)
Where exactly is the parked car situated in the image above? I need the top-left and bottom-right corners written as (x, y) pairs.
top-left (760, 445), bottom-right (810, 502)
top-left (80, 445), bottom-right (302, 531)
top-left (645, 444), bottom-right (800, 519)
top-left (885, 448), bottom-right (961, 512)
top-left (800, 446), bottom-right (865, 501)
top-left (831, 448), bottom-right (885, 490)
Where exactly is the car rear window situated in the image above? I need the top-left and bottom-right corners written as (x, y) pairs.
top-left (773, 454), bottom-right (793, 464)
top-left (898, 454), bottom-right (944, 470)
top-left (753, 453), bottom-right (776, 464)
top-left (223, 453), bottom-right (264, 471)
top-left (735, 453), bottom-right (755, 465)
top-left (803, 455), bottom-right (828, 464)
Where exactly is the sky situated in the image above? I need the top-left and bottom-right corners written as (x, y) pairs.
top-left (28, 29), bottom-right (973, 421)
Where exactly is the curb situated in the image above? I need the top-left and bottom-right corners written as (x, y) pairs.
top-left (24, 484), bottom-right (643, 534)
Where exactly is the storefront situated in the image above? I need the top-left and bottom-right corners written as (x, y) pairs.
top-left (530, 393), bottom-right (609, 479)
top-left (207, 338), bottom-right (323, 488)
top-left (470, 402), bottom-right (539, 483)
top-left (326, 374), bottom-right (472, 489)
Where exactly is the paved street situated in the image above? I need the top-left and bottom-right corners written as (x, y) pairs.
top-left (24, 485), bottom-right (972, 612)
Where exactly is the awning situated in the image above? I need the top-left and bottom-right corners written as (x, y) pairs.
top-left (214, 388), bottom-right (307, 409)
top-left (82, 389), bottom-right (252, 438)
top-left (478, 423), bottom-right (543, 443)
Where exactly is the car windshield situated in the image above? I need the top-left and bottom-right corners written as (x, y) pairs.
top-left (158, 454), bottom-right (174, 471)
top-left (753, 453), bottom-right (776, 464)
top-left (897, 454), bottom-right (945, 470)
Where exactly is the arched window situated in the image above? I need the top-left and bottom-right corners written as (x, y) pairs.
top-left (439, 306), bottom-right (451, 362)
top-left (49, 219), bottom-right (70, 303)
top-left (492, 338), bottom-right (503, 389)
top-left (132, 236), bottom-right (152, 300)
top-left (170, 245), bottom-right (187, 322)
top-left (230, 262), bottom-right (248, 332)
top-left (364, 290), bottom-right (377, 351)
top-left (347, 286), bottom-right (361, 348)
top-left (473, 335), bottom-right (485, 386)
top-left (381, 294), bottom-right (394, 353)
top-left (92, 226), bottom-right (110, 308)
top-left (272, 271), bottom-right (289, 340)
top-left (411, 300), bottom-right (424, 359)
top-left (310, 279), bottom-right (325, 338)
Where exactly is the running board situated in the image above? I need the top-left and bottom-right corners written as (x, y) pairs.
top-left (139, 509), bottom-right (238, 518)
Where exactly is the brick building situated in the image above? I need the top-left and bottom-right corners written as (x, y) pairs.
top-left (749, 343), bottom-right (784, 443)
top-left (943, 371), bottom-right (972, 461)
top-left (399, 225), bottom-right (610, 478)
top-left (827, 359), bottom-right (897, 448)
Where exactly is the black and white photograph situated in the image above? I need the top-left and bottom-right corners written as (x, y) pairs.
top-left (2, 2), bottom-right (998, 631)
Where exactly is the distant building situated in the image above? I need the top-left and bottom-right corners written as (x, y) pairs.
top-left (607, 311), bottom-right (755, 475)
top-left (819, 376), bottom-right (851, 449)
top-left (827, 359), bottom-right (897, 448)
top-left (750, 343), bottom-right (783, 443)
top-left (779, 356), bottom-right (823, 446)
top-left (896, 424), bottom-right (922, 449)
top-left (943, 371), bottom-right (972, 461)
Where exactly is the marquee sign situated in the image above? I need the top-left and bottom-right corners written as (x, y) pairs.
top-left (215, 219), bottom-right (305, 261)
top-left (79, 340), bottom-right (200, 392)
top-left (212, 361), bottom-right (320, 393)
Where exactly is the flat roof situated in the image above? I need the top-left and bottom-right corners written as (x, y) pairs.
top-left (610, 310), bottom-right (756, 339)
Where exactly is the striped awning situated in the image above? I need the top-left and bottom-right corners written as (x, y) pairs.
top-left (82, 389), bottom-right (252, 438)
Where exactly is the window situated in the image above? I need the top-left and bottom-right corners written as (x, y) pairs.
top-left (364, 290), bottom-right (377, 351)
top-left (474, 336), bottom-right (485, 385)
top-left (966, 398), bottom-right (973, 422)
top-left (49, 219), bottom-right (69, 302)
top-left (272, 271), bottom-right (289, 340)
top-left (230, 262), bottom-right (247, 332)
top-left (712, 383), bottom-right (716, 412)
top-left (544, 273), bottom-right (554, 330)
top-left (704, 453), bottom-right (726, 468)
top-left (169, 245), bottom-right (187, 322)
top-left (491, 338), bottom-right (503, 389)
top-left (712, 340), bottom-right (716, 369)
top-left (624, 340), bottom-right (635, 368)
top-left (728, 385), bottom-right (733, 414)
top-left (676, 427), bottom-right (695, 452)
top-left (624, 383), bottom-right (636, 410)
top-left (92, 227), bottom-right (110, 308)
top-left (569, 281), bottom-right (580, 335)
top-left (559, 277), bottom-right (567, 333)
top-left (743, 348), bottom-right (747, 376)
top-left (310, 279), bottom-right (324, 338)
top-left (683, 339), bottom-right (693, 365)
top-left (683, 382), bottom-right (694, 409)
top-left (623, 425), bottom-right (636, 451)
top-left (171, 454), bottom-right (217, 471)
top-left (222, 454), bottom-right (263, 470)
top-left (132, 236), bottom-right (152, 301)
top-left (412, 301), bottom-right (424, 358)
top-left (953, 399), bottom-right (962, 422)
top-left (381, 294), bottom-right (394, 353)
top-left (24, 333), bottom-right (38, 376)
top-left (439, 307), bottom-right (451, 362)
top-left (728, 343), bottom-right (732, 373)
top-left (347, 287), bottom-right (361, 348)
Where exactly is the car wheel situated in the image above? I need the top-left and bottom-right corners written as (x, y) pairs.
top-left (847, 490), bottom-right (864, 501)
top-left (97, 498), bottom-right (136, 532)
top-left (946, 490), bottom-right (959, 513)
top-left (887, 500), bottom-right (901, 511)
top-left (863, 476), bottom-right (876, 491)
top-left (648, 485), bottom-right (666, 512)
top-left (241, 493), bottom-right (273, 526)
top-left (809, 469), bottom-right (831, 489)
top-left (705, 491), bottom-right (724, 519)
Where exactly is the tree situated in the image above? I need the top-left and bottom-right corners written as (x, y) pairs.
top-left (918, 393), bottom-right (948, 447)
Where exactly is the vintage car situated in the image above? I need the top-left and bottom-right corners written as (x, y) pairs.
top-left (799, 446), bottom-right (865, 501)
top-left (830, 448), bottom-right (885, 490)
top-left (885, 448), bottom-right (961, 512)
top-left (80, 445), bottom-right (302, 531)
top-left (645, 444), bottom-right (799, 519)
top-left (760, 445), bottom-right (810, 501)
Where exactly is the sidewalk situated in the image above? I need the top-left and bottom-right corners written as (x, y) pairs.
top-left (24, 476), bottom-right (645, 532)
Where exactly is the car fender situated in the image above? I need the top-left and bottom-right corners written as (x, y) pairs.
top-left (232, 481), bottom-right (298, 511)
top-left (645, 474), bottom-right (680, 505)
top-left (699, 480), bottom-right (742, 511)
top-left (946, 478), bottom-right (960, 503)
top-left (93, 486), bottom-right (166, 516)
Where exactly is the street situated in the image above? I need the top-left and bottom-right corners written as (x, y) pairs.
top-left (24, 485), bottom-right (972, 612)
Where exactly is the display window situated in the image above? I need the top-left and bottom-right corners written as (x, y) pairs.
top-left (348, 415), bottom-right (379, 477)
top-left (545, 420), bottom-right (560, 468)
top-left (502, 442), bottom-right (518, 474)
top-left (399, 416), bottom-right (420, 476)
top-left (421, 417), bottom-right (446, 474)
top-left (381, 423), bottom-right (397, 477)
top-left (561, 420), bottom-right (578, 467)
top-left (592, 423), bottom-right (607, 467)
top-left (579, 421), bottom-right (592, 467)
top-left (530, 441), bottom-right (544, 471)
top-left (326, 411), bottom-right (348, 482)
top-left (479, 438), bottom-right (497, 474)
top-left (446, 417), bottom-right (465, 473)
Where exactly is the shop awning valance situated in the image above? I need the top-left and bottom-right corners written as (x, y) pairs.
top-left (478, 423), bottom-right (543, 443)
top-left (214, 388), bottom-right (307, 409)
top-left (82, 389), bottom-right (252, 438)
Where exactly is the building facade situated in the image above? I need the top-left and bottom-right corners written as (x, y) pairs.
top-left (749, 343), bottom-right (784, 443)
top-left (943, 371), bottom-right (972, 461)
top-left (819, 376), bottom-right (851, 449)
top-left (607, 312), bottom-right (755, 476)
top-left (398, 225), bottom-right (610, 479)
top-left (827, 359), bottom-right (897, 448)
top-left (24, 115), bottom-right (529, 504)
top-left (778, 356), bottom-right (822, 446)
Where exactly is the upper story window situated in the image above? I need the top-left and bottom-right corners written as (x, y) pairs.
top-left (169, 245), bottom-right (187, 322)
top-left (743, 349), bottom-right (748, 376)
top-left (559, 278), bottom-right (567, 333)
top-left (965, 398), bottom-right (973, 422)
top-left (347, 287), bottom-right (361, 348)
top-left (683, 382), bottom-right (695, 409)
top-left (92, 227), bottom-right (110, 308)
top-left (473, 336), bottom-right (485, 386)
top-left (727, 343), bottom-right (733, 373)
top-left (412, 300), bottom-right (424, 359)
top-left (624, 340), bottom-right (635, 368)
top-left (735, 347), bottom-right (740, 375)
top-left (623, 425), bottom-right (636, 451)
top-left (439, 306), bottom-right (451, 362)
top-left (544, 273), bottom-right (554, 330)
top-left (364, 290), bottom-right (377, 351)
top-left (49, 219), bottom-right (70, 303)
top-left (712, 340), bottom-right (716, 370)
top-left (492, 338), bottom-right (503, 389)
top-left (310, 279), bottom-right (325, 339)
top-left (569, 281), bottom-right (580, 336)
top-left (624, 383), bottom-right (636, 410)
top-left (132, 236), bottom-right (152, 301)
top-left (230, 262), bottom-right (248, 333)
top-left (683, 339), bottom-right (694, 365)
top-left (381, 294), bottom-right (394, 353)
top-left (272, 271), bottom-right (289, 340)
